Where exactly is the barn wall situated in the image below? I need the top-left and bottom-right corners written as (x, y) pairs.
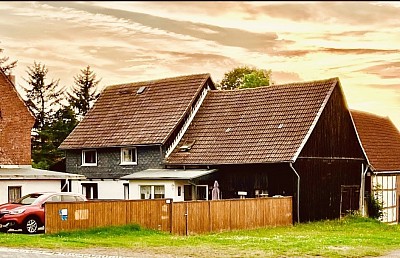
top-left (299, 85), bottom-right (364, 159)
top-left (294, 159), bottom-right (362, 221)
top-left (296, 84), bottom-right (365, 222)
top-left (215, 163), bottom-right (295, 201)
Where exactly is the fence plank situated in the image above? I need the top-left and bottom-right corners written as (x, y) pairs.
top-left (45, 197), bottom-right (292, 235)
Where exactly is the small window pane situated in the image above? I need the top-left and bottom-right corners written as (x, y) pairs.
top-left (83, 150), bottom-right (96, 164)
top-left (140, 185), bottom-right (151, 199)
top-left (154, 185), bottom-right (165, 199)
top-left (8, 186), bottom-right (21, 203)
top-left (121, 148), bottom-right (137, 164)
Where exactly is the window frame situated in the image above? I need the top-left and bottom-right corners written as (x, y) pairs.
top-left (140, 185), bottom-right (165, 200)
top-left (120, 147), bottom-right (137, 165)
top-left (8, 186), bottom-right (22, 203)
top-left (82, 149), bottom-right (97, 166)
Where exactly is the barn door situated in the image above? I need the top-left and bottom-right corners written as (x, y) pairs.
top-left (340, 185), bottom-right (360, 218)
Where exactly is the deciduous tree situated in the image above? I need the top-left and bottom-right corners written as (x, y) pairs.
top-left (217, 66), bottom-right (271, 90)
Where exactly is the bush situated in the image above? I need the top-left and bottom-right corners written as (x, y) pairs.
top-left (367, 193), bottom-right (383, 220)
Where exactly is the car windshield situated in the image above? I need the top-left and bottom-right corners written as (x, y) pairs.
top-left (13, 193), bottom-right (44, 205)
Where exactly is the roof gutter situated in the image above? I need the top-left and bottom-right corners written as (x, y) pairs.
top-left (371, 170), bottom-right (400, 175)
top-left (289, 163), bottom-right (300, 223)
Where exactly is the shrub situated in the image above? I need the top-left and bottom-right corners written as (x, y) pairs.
top-left (367, 193), bottom-right (383, 220)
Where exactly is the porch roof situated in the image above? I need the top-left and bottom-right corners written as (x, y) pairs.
top-left (121, 168), bottom-right (217, 180)
top-left (0, 166), bottom-right (86, 180)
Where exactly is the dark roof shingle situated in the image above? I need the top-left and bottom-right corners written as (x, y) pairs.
top-left (351, 110), bottom-right (400, 172)
top-left (166, 78), bottom-right (338, 165)
top-left (59, 73), bottom-right (211, 149)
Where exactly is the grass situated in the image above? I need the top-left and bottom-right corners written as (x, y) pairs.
top-left (1, 216), bottom-right (400, 257)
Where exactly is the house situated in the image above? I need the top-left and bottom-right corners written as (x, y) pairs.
top-left (0, 70), bottom-right (84, 204)
top-left (351, 110), bottom-right (400, 223)
top-left (60, 72), bottom-right (367, 222)
top-left (163, 77), bottom-right (366, 222)
top-left (59, 74), bottom-right (216, 200)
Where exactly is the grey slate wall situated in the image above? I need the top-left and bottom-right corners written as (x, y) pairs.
top-left (65, 145), bottom-right (163, 179)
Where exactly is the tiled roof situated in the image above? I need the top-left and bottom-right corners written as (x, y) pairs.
top-left (166, 78), bottom-right (338, 165)
top-left (351, 110), bottom-right (400, 172)
top-left (59, 73), bottom-right (212, 149)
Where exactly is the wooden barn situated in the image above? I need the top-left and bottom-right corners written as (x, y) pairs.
top-left (165, 77), bottom-right (366, 222)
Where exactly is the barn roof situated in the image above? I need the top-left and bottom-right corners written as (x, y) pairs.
top-left (351, 110), bottom-right (400, 172)
top-left (59, 73), bottom-right (213, 149)
top-left (166, 77), bottom-right (339, 165)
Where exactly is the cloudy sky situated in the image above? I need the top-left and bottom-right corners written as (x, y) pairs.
top-left (1, 1), bottom-right (399, 129)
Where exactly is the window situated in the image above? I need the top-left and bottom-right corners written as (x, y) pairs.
top-left (8, 186), bottom-right (21, 203)
top-left (120, 147), bottom-right (137, 165)
top-left (82, 150), bottom-right (97, 166)
top-left (124, 183), bottom-right (129, 200)
top-left (140, 185), bottom-right (165, 199)
top-left (62, 195), bottom-right (77, 202)
top-left (82, 183), bottom-right (98, 199)
top-left (177, 186), bottom-right (182, 197)
top-left (154, 186), bottom-right (165, 199)
top-left (47, 195), bottom-right (62, 202)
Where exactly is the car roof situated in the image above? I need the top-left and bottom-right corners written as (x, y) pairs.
top-left (30, 192), bottom-right (84, 196)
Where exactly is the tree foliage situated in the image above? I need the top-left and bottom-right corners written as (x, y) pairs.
top-left (67, 65), bottom-right (101, 119)
top-left (32, 106), bottom-right (78, 169)
top-left (0, 48), bottom-right (17, 75)
top-left (217, 66), bottom-right (271, 90)
top-left (19, 61), bottom-right (71, 169)
top-left (21, 61), bottom-right (64, 129)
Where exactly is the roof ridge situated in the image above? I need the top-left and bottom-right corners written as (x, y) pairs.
top-left (208, 77), bottom-right (339, 93)
top-left (106, 73), bottom-right (211, 90)
top-left (350, 109), bottom-right (387, 119)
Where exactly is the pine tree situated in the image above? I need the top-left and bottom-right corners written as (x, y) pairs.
top-left (68, 65), bottom-right (101, 120)
top-left (21, 61), bottom-right (63, 129)
top-left (0, 48), bottom-right (17, 75)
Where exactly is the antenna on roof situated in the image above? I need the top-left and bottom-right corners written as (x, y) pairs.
top-left (137, 86), bottom-right (146, 94)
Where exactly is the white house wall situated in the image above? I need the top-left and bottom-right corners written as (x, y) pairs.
top-left (70, 180), bottom-right (129, 200)
top-left (372, 175), bottom-right (397, 223)
top-left (0, 180), bottom-right (61, 204)
top-left (129, 180), bottom-right (187, 202)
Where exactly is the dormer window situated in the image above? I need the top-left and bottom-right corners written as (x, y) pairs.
top-left (120, 147), bottom-right (137, 165)
top-left (82, 150), bottom-right (97, 166)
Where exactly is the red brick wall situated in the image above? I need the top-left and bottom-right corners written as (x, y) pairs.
top-left (0, 71), bottom-right (35, 165)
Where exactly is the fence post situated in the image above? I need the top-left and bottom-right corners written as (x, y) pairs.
top-left (185, 202), bottom-right (188, 236)
top-left (169, 198), bottom-right (173, 233)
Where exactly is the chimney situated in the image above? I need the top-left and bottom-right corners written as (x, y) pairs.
top-left (8, 74), bottom-right (15, 84)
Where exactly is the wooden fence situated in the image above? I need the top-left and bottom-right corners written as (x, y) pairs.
top-left (45, 197), bottom-right (292, 235)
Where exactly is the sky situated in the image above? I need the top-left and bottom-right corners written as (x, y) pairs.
top-left (1, 1), bottom-right (399, 129)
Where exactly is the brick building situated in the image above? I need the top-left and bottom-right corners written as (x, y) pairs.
top-left (0, 70), bottom-right (84, 204)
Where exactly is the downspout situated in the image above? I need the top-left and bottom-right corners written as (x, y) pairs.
top-left (289, 163), bottom-right (300, 223)
top-left (360, 163), bottom-right (370, 217)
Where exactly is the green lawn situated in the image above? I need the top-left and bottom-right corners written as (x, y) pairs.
top-left (1, 216), bottom-right (400, 257)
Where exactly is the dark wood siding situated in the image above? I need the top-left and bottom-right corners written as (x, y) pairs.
top-left (215, 164), bottom-right (295, 200)
top-left (294, 159), bottom-right (362, 221)
top-left (295, 84), bottom-right (365, 222)
top-left (299, 85), bottom-right (364, 159)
